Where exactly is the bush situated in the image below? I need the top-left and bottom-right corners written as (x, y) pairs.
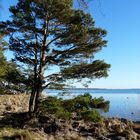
top-left (55, 109), bottom-right (71, 120)
top-left (90, 96), bottom-right (110, 112)
top-left (62, 93), bottom-right (110, 113)
top-left (38, 93), bottom-right (110, 122)
top-left (39, 96), bottom-right (62, 114)
top-left (81, 109), bottom-right (102, 122)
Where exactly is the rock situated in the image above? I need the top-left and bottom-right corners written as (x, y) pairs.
top-left (120, 118), bottom-right (128, 123)
top-left (118, 130), bottom-right (138, 140)
top-left (39, 115), bottom-right (50, 123)
top-left (133, 127), bottom-right (140, 134)
top-left (72, 121), bottom-right (79, 128)
top-left (68, 133), bottom-right (83, 140)
top-left (98, 135), bottom-right (111, 140)
top-left (48, 135), bottom-right (55, 140)
top-left (114, 136), bottom-right (126, 140)
top-left (44, 122), bottom-right (58, 134)
top-left (86, 136), bottom-right (96, 140)
top-left (133, 124), bottom-right (140, 134)
top-left (127, 130), bottom-right (139, 140)
top-left (5, 105), bottom-right (12, 111)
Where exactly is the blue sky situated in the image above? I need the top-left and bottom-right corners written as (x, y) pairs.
top-left (89, 0), bottom-right (140, 89)
top-left (0, 0), bottom-right (140, 89)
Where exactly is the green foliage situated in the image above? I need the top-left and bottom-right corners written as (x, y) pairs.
top-left (62, 93), bottom-right (110, 112)
top-left (90, 96), bottom-right (110, 112)
top-left (39, 96), bottom-right (71, 119)
top-left (0, 0), bottom-right (110, 112)
top-left (0, 48), bottom-right (27, 94)
top-left (39, 93), bottom-right (109, 122)
top-left (0, 48), bottom-right (7, 82)
top-left (62, 61), bottom-right (110, 80)
top-left (55, 108), bottom-right (71, 120)
top-left (40, 96), bottom-right (62, 114)
top-left (81, 109), bottom-right (102, 122)
top-left (0, 0), bottom-right (110, 89)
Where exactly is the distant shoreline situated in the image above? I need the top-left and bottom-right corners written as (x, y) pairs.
top-left (46, 88), bottom-right (140, 90)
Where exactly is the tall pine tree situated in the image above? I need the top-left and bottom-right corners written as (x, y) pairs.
top-left (0, 0), bottom-right (110, 114)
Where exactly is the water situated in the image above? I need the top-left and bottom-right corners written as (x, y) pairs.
top-left (44, 89), bottom-right (140, 121)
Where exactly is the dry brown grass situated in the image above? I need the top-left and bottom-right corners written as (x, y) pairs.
top-left (0, 94), bottom-right (30, 114)
top-left (0, 127), bottom-right (47, 140)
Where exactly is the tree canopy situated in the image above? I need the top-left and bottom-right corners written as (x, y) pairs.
top-left (0, 0), bottom-right (110, 114)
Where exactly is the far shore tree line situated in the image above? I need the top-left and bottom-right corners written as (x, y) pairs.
top-left (0, 0), bottom-right (110, 117)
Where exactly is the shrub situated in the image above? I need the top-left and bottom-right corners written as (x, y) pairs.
top-left (90, 96), bottom-right (110, 112)
top-left (38, 93), bottom-right (110, 122)
top-left (55, 109), bottom-right (71, 120)
top-left (81, 109), bottom-right (103, 122)
top-left (39, 96), bottom-right (62, 114)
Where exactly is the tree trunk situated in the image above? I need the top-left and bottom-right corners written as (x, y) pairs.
top-left (33, 78), bottom-right (42, 113)
top-left (33, 19), bottom-right (47, 113)
top-left (33, 50), bottom-right (45, 113)
top-left (33, 49), bottom-right (45, 113)
top-left (29, 41), bottom-right (38, 116)
top-left (29, 88), bottom-right (36, 116)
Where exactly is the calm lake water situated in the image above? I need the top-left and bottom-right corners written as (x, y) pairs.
top-left (45, 89), bottom-right (140, 121)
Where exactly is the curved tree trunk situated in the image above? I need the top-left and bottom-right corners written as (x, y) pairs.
top-left (34, 19), bottom-right (48, 113)
top-left (29, 41), bottom-right (38, 117)
top-left (29, 88), bottom-right (36, 116)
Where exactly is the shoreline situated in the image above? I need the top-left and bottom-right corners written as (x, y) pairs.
top-left (0, 94), bottom-right (140, 122)
top-left (1, 94), bottom-right (140, 140)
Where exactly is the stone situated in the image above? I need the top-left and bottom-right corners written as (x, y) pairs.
top-left (72, 121), bottom-right (79, 128)
top-left (86, 136), bottom-right (96, 140)
top-left (48, 135), bottom-right (55, 140)
top-left (114, 136), bottom-right (126, 140)
top-left (133, 126), bottom-right (140, 134)
top-left (39, 115), bottom-right (50, 123)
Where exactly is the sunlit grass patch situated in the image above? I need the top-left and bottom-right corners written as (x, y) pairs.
top-left (0, 127), bottom-right (46, 140)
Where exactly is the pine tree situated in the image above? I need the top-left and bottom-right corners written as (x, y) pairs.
top-left (0, 48), bottom-right (7, 83)
top-left (0, 0), bottom-right (110, 114)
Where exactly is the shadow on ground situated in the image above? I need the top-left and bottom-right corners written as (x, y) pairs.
top-left (0, 112), bottom-right (29, 129)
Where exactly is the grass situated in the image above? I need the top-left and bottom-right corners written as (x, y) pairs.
top-left (0, 127), bottom-right (46, 140)
top-left (0, 127), bottom-right (86, 140)
top-left (0, 94), bottom-right (30, 114)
